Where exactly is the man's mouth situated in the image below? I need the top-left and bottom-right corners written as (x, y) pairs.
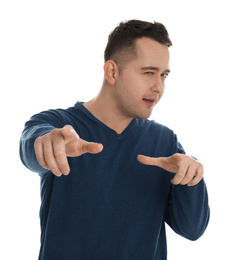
top-left (143, 98), bottom-right (156, 107)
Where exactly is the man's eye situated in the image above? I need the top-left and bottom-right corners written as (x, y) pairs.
top-left (161, 73), bottom-right (169, 78)
top-left (145, 72), bottom-right (154, 75)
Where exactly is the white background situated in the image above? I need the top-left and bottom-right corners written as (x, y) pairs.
top-left (1, 0), bottom-right (231, 259)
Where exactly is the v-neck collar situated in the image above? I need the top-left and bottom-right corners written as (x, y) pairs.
top-left (75, 102), bottom-right (136, 139)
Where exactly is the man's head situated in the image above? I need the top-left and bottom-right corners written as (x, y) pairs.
top-left (104, 19), bottom-right (172, 71)
top-left (102, 20), bottom-right (171, 120)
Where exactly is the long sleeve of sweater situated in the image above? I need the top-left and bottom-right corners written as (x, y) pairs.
top-left (161, 136), bottom-right (210, 241)
top-left (19, 109), bottom-right (64, 174)
top-left (164, 179), bottom-right (210, 241)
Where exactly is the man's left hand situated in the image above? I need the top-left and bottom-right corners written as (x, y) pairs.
top-left (137, 153), bottom-right (204, 186)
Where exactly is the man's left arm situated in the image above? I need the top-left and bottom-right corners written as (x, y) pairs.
top-left (137, 153), bottom-right (210, 240)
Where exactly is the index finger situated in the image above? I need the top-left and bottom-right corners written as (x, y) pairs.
top-left (137, 155), bottom-right (164, 167)
top-left (137, 154), bottom-right (178, 173)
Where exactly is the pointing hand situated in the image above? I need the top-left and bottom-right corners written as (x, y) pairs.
top-left (34, 125), bottom-right (103, 176)
top-left (137, 153), bottom-right (203, 186)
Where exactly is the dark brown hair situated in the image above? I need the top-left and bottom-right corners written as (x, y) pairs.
top-left (104, 19), bottom-right (172, 69)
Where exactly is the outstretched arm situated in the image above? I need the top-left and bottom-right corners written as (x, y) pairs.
top-left (20, 111), bottom-right (103, 176)
top-left (137, 153), bottom-right (203, 186)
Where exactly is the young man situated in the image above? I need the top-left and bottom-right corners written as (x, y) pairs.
top-left (20, 20), bottom-right (209, 260)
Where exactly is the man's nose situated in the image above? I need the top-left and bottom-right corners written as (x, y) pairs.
top-left (151, 74), bottom-right (164, 93)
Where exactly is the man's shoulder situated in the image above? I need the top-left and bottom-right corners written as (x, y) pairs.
top-left (25, 102), bottom-right (84, 128)
top-left (32, 101), bottom-right (82, 117)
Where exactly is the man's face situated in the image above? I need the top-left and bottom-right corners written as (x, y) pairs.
top-left (113, 37), bottom-right (170, 119)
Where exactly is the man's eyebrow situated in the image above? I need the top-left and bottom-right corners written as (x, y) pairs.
top-left (141, 66), bottom-right (171, 73)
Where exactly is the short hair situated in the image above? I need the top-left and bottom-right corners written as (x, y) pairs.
top-left (104, 19), bottom-right (172, 69)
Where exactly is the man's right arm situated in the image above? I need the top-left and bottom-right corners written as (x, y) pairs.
top-left (20, 122), bottom-right (55, 175)
top-left (20, 111), bottom-right (103, 176)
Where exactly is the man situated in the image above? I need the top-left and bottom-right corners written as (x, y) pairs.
top-left (20, 20), bottom-right (209, 260)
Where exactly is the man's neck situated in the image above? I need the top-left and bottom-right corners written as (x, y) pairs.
top-left (83, 88), bottom-right (132, 135)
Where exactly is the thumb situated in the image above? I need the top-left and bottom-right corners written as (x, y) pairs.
top-left (61, 125), bottom-right (78, 142)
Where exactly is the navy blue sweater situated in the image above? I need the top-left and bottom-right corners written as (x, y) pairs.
top-left (20, 102), bottom-right (209, 260)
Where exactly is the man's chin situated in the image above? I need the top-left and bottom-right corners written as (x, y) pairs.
top-left (133, 111), bottom-right (153, 120)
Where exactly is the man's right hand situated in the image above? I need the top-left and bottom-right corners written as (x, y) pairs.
top-left (34, 125), bottom-right (103, 177)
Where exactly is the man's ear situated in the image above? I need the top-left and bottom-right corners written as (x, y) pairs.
top-left (103, 60), bottom-right (119, 85)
